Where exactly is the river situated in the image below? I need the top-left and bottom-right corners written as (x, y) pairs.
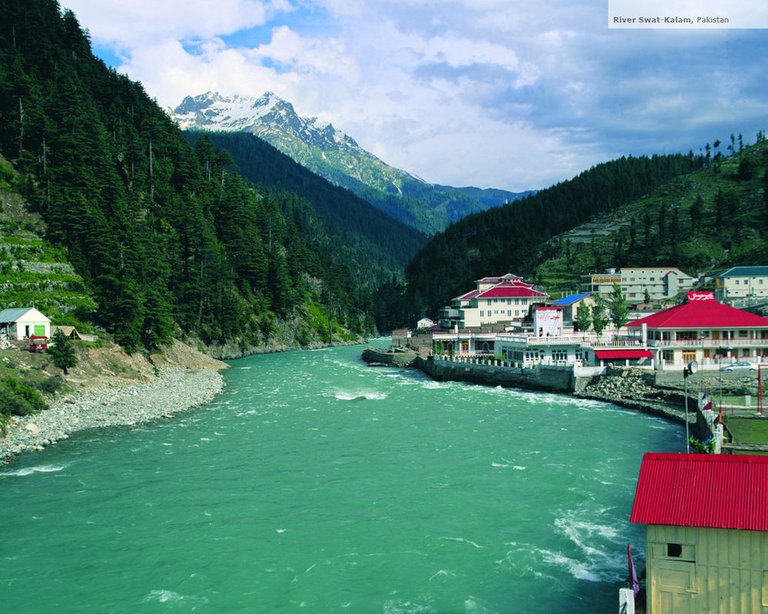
top-left (0, 343), bottom-right (680, 612)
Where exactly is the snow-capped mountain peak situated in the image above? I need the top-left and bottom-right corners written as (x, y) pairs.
top-left (167, 91), bottom-right (528, 235)
top-left (169, 91), bottom-right (357, 151)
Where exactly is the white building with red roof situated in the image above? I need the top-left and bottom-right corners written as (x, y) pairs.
top-left (630, 453), bottom-right (768, 613)
top-left (627, 291), bottom-right (768, 369)
top-left (438, 273), bottom-right (547, 331)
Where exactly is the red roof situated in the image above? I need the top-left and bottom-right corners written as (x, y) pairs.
top-left (594, 349), bottom-right (652, 360)
top-left (454, 289), bottom-right (479, 301)
top-left (631, 453), bottom-right (768, 532)
top-left (628, 293), bottom-right (768, 329)
top-left (476, 281), bottom-right (546, 299)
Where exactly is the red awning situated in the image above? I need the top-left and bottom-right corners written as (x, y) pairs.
top-left (594, 349), bottom-right (652, 360)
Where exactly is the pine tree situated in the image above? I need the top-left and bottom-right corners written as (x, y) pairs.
top-left (47, 329), bottom-right (77, 374)
top-left (689, 195), bottom-right (703, 229)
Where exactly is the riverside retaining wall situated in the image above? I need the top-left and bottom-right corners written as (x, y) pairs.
top-left (415, 355), bottom-right (583, 393)
top-left (414, 356), bottom-right (699, 432)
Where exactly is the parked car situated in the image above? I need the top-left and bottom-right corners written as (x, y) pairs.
top-left (720, 361), bottom-right (758, 372)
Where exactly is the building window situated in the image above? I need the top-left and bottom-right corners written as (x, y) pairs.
top-left (667, 543), bottom-right (683, 558)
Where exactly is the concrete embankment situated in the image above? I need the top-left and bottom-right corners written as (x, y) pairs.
top-left (414, 355), bottom-right (695, 429)
top-left (362, 346), bottom-right (419, 367)
top-left (415, 355), bottom-right (577, 393)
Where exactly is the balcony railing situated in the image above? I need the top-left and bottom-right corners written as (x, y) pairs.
top-left (432, 331), bottom-right (647, 348)
top-left (648, 338), bottom-right (768, 348)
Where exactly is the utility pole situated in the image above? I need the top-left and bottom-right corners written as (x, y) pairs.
top-left (684, 360), bottom-right (698, 453)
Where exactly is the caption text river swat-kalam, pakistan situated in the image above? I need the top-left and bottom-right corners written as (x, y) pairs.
top-left (0, 342), bottom-right (679, 612)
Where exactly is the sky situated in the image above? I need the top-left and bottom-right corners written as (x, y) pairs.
top-left (59, 0), bottom-right (768, 192)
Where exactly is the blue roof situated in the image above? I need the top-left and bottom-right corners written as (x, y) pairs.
top-left (552, 292), bottom-right (591, 306)
top-left (718, 266), bottom-right (768, 278)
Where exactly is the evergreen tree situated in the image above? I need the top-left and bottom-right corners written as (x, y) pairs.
top-left (689, 195), bottom-right (703, 228)
top-left (714, 190), bottom-right (725, 227)
top-left (737, 156), bottom-right (758, 180)
top-left (763, 166), bottom-right (768, 225)
top-left (47, 329), bottom-right (77, 374)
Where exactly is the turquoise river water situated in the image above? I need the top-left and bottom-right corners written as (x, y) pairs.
top-left (0, 343), bottom-right (681, 613)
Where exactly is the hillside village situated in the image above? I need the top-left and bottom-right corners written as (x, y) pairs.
top-left (376, 266), bottom-right (768, 459)
top-left (397, 266), bottom-right (768, 372)
top-left (377, 266), bottom-right (768, 612)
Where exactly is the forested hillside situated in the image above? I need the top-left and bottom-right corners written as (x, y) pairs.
top-left (0, 0), bottom-right (403, 352)
top-left (376, 153), bottom-right (712, 328)
top-left (532, 137), bottom-right (768, 296)
top-left (184, 131), bottom-right (426, 270)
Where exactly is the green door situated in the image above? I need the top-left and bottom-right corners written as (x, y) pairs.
top-left (34, 324), bottom-right (45, 336)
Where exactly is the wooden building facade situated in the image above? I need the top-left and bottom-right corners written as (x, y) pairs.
top-left (631, 453), bottom-right (768, 613)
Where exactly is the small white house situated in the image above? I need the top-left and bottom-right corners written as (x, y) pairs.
top-left (416, 317), bottom-right (435, 330)
top-left (0, 307), bottom-right (51, 340)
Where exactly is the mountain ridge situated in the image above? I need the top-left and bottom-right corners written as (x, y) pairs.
top-left (169, 91), bottom-right (532, 234)
top-left (0, 1), bottom-right (420, 352)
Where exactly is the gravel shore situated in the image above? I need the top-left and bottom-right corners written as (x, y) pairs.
top-left (0, 367), bottom-right (224, 463)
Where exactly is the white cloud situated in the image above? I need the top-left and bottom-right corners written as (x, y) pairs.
top-left (254, 26), bottom-right (359, 80)
top-left (64, 0), bottom-right (289, 46)
top-left (60, 0), bottom-right (768, 191)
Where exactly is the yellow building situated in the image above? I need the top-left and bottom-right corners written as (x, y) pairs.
top-left (631, 453), bottom-right (768, 613)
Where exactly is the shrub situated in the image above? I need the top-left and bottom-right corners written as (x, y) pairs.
top-left (0, 412), bottom-right (10, 436)
top-left (30, 373), bottom-right (65, 395)
top-left (0, 377), bottom-right (48, 416)
top-left (689, 435), bottom-right (716, 454)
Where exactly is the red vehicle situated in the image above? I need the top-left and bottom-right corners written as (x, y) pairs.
top-left (28, 335), bottom-right (48, 352)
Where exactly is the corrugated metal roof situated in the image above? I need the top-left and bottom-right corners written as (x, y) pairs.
top-left (0, 307), bottom-right (37, 322)
top-left (631, 453), bottom-right (768, 531)
top-left (552, 293), bottom-right (591, 306)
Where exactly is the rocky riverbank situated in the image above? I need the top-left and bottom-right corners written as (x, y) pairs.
top-left (0, 367), bottom-right (224, 462)
top-left (575, 368), bottom-right (688, 423)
